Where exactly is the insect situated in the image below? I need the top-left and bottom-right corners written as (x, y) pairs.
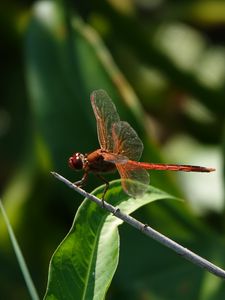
top-left (68, 90), bottom-right (215, 198)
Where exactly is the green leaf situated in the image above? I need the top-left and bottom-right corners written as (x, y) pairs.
top-left (25, 1), bottom-right (124, 173)
top-left (44, 180), bottom-right (177, 300)
top-left (0, 154), bottom-right (37, 241)
top-left (0, 200), bottom-right (40, 300)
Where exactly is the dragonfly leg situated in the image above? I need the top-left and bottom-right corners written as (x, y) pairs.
top-left (73, 172), bottom-right (88, 187)
top-left (96, 174), bottom-right (109, 206)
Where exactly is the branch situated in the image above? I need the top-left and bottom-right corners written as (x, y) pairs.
top-left (51, 172), bottom-right (225, 280)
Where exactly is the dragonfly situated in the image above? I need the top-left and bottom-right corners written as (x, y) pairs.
top-left (68, 89), bottom-right (215, 198)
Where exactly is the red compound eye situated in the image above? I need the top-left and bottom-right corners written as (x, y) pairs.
top-left (68, 153), bottom-right (83, 170)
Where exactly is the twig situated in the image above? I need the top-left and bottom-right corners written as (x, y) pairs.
top-left (51, 171), bottom-right (225, 279)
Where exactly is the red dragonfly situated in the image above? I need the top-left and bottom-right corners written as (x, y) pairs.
top-left (69, 90), bottom-right (215, 198)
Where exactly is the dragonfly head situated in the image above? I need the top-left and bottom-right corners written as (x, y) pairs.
top-left (68, 152), bottom-right (85, 170)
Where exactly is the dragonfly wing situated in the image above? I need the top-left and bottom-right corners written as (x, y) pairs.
top-left (116, 163), bottom-right (149, 197)
top-left (112, 121), bottom-right (144, 161)
top-left (91, 90), bottom-right (120, 151)
top-left (101, 152), bottom-right (128, 164)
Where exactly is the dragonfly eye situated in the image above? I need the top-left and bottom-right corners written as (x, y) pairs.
top-left (68, 153), bottom-right (84, 170)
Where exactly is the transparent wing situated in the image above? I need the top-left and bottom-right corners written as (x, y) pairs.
top-left (116, 163), bottom-right (150, 197)
top-left (91, 90), bottom-right (120, 151)
top-left (112, 121), bottom-right (143, 161)
top-left (101, 152), bottom-right (128, 164)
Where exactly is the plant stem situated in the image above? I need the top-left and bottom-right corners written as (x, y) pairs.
top-left (51, 171), bottom-right (225, 280)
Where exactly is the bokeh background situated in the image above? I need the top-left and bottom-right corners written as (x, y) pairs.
top-left (1, 0), bottom-right (225, 299)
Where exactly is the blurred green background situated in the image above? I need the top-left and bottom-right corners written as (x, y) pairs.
top-left (0, 0), bottom-right (225, 299)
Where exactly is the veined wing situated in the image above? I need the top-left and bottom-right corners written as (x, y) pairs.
top-left (112, 121), bottom-right (144, 161)
top-left (91, 90), bottom-right (120, 151)
top-left (101, 152), bottom-right (128, 164)
top-left (116, 162), bottom-right (149, 197)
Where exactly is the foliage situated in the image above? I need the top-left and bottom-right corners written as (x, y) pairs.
top-left (0, 0), bottom-right (225, 299)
